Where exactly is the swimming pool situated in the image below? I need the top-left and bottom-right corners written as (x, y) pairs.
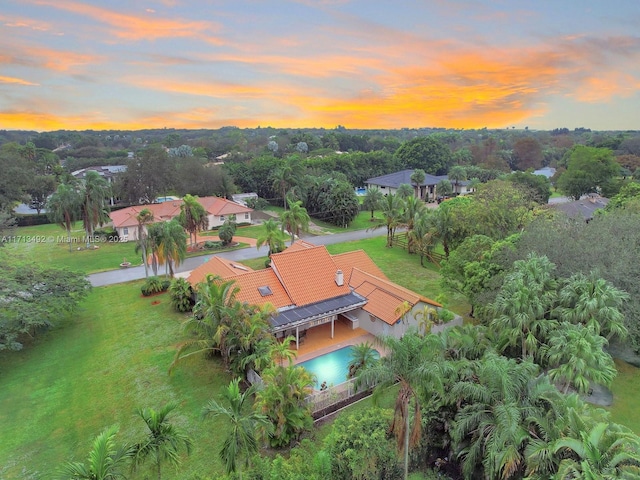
top-left (298, 345), bottom-right (378, 389)
top-left (355, 187), bottom-right (367, 196)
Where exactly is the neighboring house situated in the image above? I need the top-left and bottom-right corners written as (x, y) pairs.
top-left (187, 241), bottom-right (441, 348)
top-left (71, 165), bottom-right (127, 205)
top-left (553, 194), bottom-right (609, 222)
top-left (232, 192), bottom-right (258, 206)
top-left (366, 169), bottom-right (471, 201)
top-left (109, 196), bottom-right (253, 241)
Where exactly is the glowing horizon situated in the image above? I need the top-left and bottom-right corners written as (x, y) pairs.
top-left (2, 1), bottom-right (640, 132)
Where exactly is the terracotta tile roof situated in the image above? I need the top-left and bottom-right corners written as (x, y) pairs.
top-left (187, 257), bottom-right (254, 285)
top-left (109, 202), bottom-right (182, 228)
top-left (270, 245), bottom-right (351, 306)
top-left (197, 196), bottom-right (252, 216)
top-left (361, 288), bottom-right (407, 325)
top-left (350, 268), bottom-right (441, 325)
top-left (332, 250), bottom-right (388, 283)
top-left (109, 196), bottom-right (252, 229)
top-left (229, 269), bottom-right (293, 309)
top-left (283, 240), bottom-right (317, 252)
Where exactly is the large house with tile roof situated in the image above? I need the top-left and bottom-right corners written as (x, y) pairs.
top-left (109, 196), bottom-right (253, 241)
top-left (366, 169), bottom-right (472, 200)
top-left (187, 242), bottom-right (441, 348)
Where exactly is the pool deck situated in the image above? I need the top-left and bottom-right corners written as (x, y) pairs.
top-left (290, 321), bottom-right (380, 365)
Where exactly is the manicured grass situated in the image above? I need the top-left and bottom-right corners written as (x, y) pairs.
top-left (0, 282), bottom-right (231, 479)
top-left (326, 238), bottom-right (469, 316)
top-left (608, 359), bottom-right (640, 434)
top-left (6, 222), bottom-right (139, 274)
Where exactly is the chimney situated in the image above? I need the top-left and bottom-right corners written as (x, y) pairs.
top-left (335, 270), bottom-right (344, 286)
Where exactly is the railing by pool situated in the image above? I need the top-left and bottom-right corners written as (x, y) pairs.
top-left (306, 378), bottom-right (375, 420)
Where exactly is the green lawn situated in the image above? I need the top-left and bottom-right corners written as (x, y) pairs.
top-left (7, 222), bottom-right (244, 274)
top-left (608, 359), bottom-right (640, 434)
top-left (0, 282), bottom-right (231, 479)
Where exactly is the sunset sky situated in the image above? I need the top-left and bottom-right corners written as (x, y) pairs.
top-left (2, 1), bottom-right (640, 132)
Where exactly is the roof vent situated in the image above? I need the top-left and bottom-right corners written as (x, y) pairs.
top-left (335, 270), bottom-right (344, 286)
top-left (258, 286), bottom-right (273, 296)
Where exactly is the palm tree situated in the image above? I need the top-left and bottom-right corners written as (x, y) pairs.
top-left (202, 379), bottom-right (272, 478)
top-left (544, 322), bottom-right (617, 394)
top-left (448, 165), bottom-right (467, 195)
top-left (370, 193), bottom-right (403, 247)
top-left (155, 219), bottom-right (187, 277)
top-left (57, 425), bottom-right (132, 479)
top-left (401, 195), bottom-right (426, 253)
top-left (80, 171), bottom-right (111, 248)
top-left (347, 341), bottom-right (379, 378)
top-left (131, 402), bottom-right (192, 480)
top-left (490, 254), bottom-right (558, 360)
top-left (279, 199), bottom-right (310, 245)
top-left (254, 364), bottom-right (315, 448)
top-left (170, 275), bottom-right (241, 372)
top-left (554, 422), bottom-right (640, 478)
top-left (356, 333), bottom-right (446, 480)
top-left (362, 187), bottom-right (384, 221)
top-left (47, 182), bottom-right (81, 252)
top-left (271, 160), bottom-right (300, 209)
top-left (255, 218), bottom-right (285, 256)
top-left (135, 208), bottom-right (154, 278)
top-left (410, 169), bottom-right (426, 199)
top-left (451, 353), bottom-right (549, 480)
top-left (555, 271), bottom-right (629, 340)
top-left (396, 183), bottom-right (414, 199)
top-left (178, 194), bottom-right (208, 246)
top-left (413, 304), bottom-right (439, 336)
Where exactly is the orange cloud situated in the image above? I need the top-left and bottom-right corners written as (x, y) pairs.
top-left (29, 0), bottom-right (224, 44)
top-left (0, 76), bottom-right (39, 86)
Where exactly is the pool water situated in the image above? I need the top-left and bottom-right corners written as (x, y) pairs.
top-left (298, 345), bottom-right (378, 389)
top-left (355, 187), bottom-right (367, 196)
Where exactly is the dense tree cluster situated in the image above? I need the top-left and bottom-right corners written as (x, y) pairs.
top-left (0, 249), bottom-right (90, 351)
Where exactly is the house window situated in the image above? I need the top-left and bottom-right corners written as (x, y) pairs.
top-left (244, 213), bottom-right (249, 220)
top-left (123, 227), bottom-right (129, 235)
top-left (219, 215), bottom-right (225, 221)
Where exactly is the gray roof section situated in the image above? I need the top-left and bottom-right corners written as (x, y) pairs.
top-left (270, 292), bottom-right (367, 330)
top-left (366, 169), bottom-right (469, 188)
top-left (366, 169), bottom-right (443, 188)
top-left (554, 196), bottom-right (609, 221)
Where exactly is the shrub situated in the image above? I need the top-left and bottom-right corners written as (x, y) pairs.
top-left (141, 276), bottom-right (165, 296)
top-left (439, 308), bottom-right (455, 323)
top-left (218, 219), bottom-right (236, 246)
top-left (93, 226), bottom-right (119, 242)
top-left (203, 240), bottom-right (222, 249)
top-left (169, 278), bottom-right (194, 312)
top-left (246, 197), bottom-right (270, 210)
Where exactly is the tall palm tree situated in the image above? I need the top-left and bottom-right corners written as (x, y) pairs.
top-left (279, 199), bottom-right (310, 245)
top-left (347, 341), bottom-right (379, 378)
top-left (255, 218), bottom-right (285, 256)
top-left (362, 187), bottom-right (384, 221)
top-left (491, 254), bottom-right (558, 360)
top-left (554, 422), bottom-right (640, 479)
top-left (155, 219), bottom-right (187, 277)
top-left (451, 353), bottom-right (550, 480)
top-left (80, 170), bottom-right (111, 248)
top-left (544, 322), bottom-right (617, 394)
top-left (131, 402), bottom-right (192, 480)
top-left (57, 425), bottom-right (132, 480)
top-left (410, 169), bottom-right (426, 199)
top-left (202, 378), bottom-right (272, 478)
top-left (401, 195), bottom-right (426, 253)
top-left (448, 165), bottom-right (467, 195)
top-left (178, 194), bottom-right (208, 246)
top-left (254, 364), bottom-right (315, 448)
top-left (47, 181), bottom-right (81, 252)
top-left (396, 183), bottom-right (414, 199)
top-left (135, 208), bottom-right (154, 278)
top-left (555, 271), bottom-right (629, 340)
top-left (170, 275), bottom-right (241, 372)
top-left (369, 193), bottom-right (403, 247)
top-left (356, 333), bottom-right (446, 480)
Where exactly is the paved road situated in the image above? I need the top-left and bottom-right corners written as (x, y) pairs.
top-left (89, 227), bottom-right (388, 287)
